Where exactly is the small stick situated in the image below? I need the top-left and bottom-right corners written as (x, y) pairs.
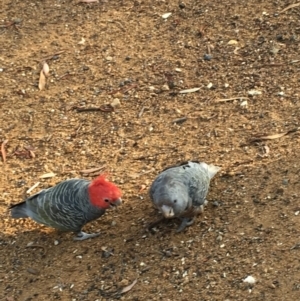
top-left (26, 182), bottom-right (40, 194)
top-left (80, 165), bottom-right (106, 175)
top-left (215, 97), bottom-right (249, 102)
top-left (1, 139), bottom-right (8, 163)
top-left (279, 2), bottom-right (300, 13)
top-left (73, 105), bottom-right (114, 113)
top-left (41, 50), bottom-right (66, 62)
top-left (172, 117), bottom-right (188, 124)
top-left (138, 106), bottom-right (145, 118)
top-left (58, 72), bottom-right (72, 80)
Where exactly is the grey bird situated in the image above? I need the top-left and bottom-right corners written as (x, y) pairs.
top-left (9, 174), bottom-right (122, 240)
top-left (149, 161), bottom-right (220, 232)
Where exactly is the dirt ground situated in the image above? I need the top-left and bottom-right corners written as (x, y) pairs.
top-left (1, 0), bottom-right (300, 300)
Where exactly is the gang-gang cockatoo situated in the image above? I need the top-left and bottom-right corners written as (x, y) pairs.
top-left (10, 174), bottom-right (122, 240)
top-left (149, 161), bottom-right (220, 232)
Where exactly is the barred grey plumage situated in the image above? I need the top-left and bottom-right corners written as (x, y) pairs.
top-left (10, 176), bottom-right (122, 240)
top-left (149, 161), bottom-right (220, 232)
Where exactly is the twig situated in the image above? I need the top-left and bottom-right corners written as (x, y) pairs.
top-left (41, 50), bottom-right (66, 62)
top-left (1, 139), bottom-right (8, 163)
top-left (249, 128), bottom-right (298, 143)
top-left (73, 105), bottom-right (114, 113)
top-left (172, 117), bottom-right (188, 124)
top-left (26, 182), bottom-right (40, 194)
top-left (138, 106), bottom-right (145, 118)
top-left (58, 72), bottom-right (74, 80)
top-left (80, 165), bottom-right (106, 175)
top-left (215, 97), bottom-right (249, 102)
top-left (279, 2), bottom-right (300, 13)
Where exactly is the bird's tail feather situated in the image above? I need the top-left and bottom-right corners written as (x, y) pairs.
top-left (10, 202), bottom-right (28, 218)
top-left (201, 163), bottom-right (221, 179)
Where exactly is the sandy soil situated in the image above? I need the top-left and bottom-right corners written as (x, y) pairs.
top-left (1, 0), bottom-right (300, 300)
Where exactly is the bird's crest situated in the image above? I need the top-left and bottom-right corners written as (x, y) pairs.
top-left (88, 174), bottom-right (122, 208)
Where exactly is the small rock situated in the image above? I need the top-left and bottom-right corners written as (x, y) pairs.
top-left (119, 279), bottom-right (129, 286)
top-left (243, 275), bottom-right (256, 284)
top-left (54, 240), bottom-right (59, 245)
top-left (204, 54), bottom-right (212, 61)
top-left (110, 98), bottom-right (121, 108)
top-left (162, 13), bottom-right (172, 19)
top-left (212, 201), bottom-right (219, 207)
top-left (240, 100), bottom-right (248, 107)
top-left (207, 82), bottom-right (213, 89)
top-left (248, 89), bottom-right (262, 96)
top-left (161, 84), bottom-right (170, 91)
top-left (216, 235), bottom-right (223, 242)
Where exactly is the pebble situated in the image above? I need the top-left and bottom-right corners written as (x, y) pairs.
top-left (204, 54), bottom-right (212, 61)
top-left (212, 201), bottom-right (219, 207)
top-left (243, 275), bottom-right (256, 284)
top-left (207, 82), bottom-right (213, 89)
top-left (54, 240), bottom-right (59, 245)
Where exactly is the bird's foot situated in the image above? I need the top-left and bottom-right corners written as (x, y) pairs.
top-left (147, 217), bottom-right (165, 230)
top-left (73, 231), bottom-right (100, 241)
top-left (176, 217), bottom-right (195, 233)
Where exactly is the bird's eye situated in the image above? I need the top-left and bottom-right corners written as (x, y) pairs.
top-left (173, 199), bottom-right (177, 203)
top-left (104, 199), bottom-right (110, 203)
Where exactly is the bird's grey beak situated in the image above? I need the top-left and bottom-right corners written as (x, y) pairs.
top-left (160, 205), bottom-right (174, 218)
top-left (111, 198), bottom-right (122, 207)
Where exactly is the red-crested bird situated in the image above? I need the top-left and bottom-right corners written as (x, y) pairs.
top-left (10, 174), bottom-right (122, 240)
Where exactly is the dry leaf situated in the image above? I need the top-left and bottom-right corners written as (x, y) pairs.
top-left (27, 268), bottom-right (40, 275)
top-left (280, 3), bottom-right (300, 13)
top-left (42, 61), bottom-right (50, 76)
top-left (80, 165), bottom-right (106, 174)
top-left (38, 69), bottom-right (46, 90)
top-left (179, 87), bottom-right (201, 94)
top-left (118, 279), bottom-right (137, 294)
top-left (39, 172), bottom-right (56, 179)
top-left (250, 128), bottom-right (298, 142)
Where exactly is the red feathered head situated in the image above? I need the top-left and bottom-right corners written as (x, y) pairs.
top-left (88, 174), bottom-right (122, 209)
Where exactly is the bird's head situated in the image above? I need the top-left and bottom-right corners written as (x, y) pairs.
top-left (88, 174), bottom-right (122, 209)
top-left (156, 184), bottom-right (190, 218)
